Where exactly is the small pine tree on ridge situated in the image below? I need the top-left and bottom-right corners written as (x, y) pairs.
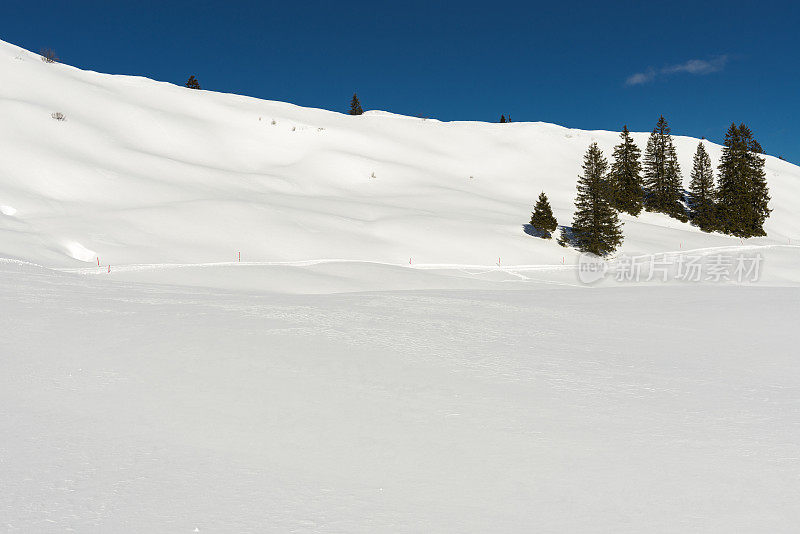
top-left (185, 76), bottom-right (201, 90)
top-left (349, 93), bottom-right (364, 115)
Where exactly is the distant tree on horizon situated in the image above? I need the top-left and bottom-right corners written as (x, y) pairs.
top-left (500, 115), bottom-right (506, 123)
top-left (643, 116), bottom-right (686, 221)
top-left (530, 192), bottom-right (558, 238)
top-left (571, 143), bottom-right (623, 256)
top-left (40, 48), bottom-right (58, 63)
top-left (349, 93), bottom-right (364, 115)
top-left (608, 125), bottom-right (644, 215)
top-left (185, 76), bottom-right (201, 90)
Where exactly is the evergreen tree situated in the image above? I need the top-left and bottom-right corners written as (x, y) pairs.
top-left (185, 76), bottom-right (201, 90)
top-left (530, 192), bottom-right (558, 238)
top-left (643, 116), bottom-right (686, 220)
top-left (349, 93), bottom-right (364, 115)
top-left (608, 125), bottom-right (644, 215)
top-left (688, 142), bottom-right (717, 232)
top-left (500, 115), bottom-right (506, 123)
top-left (716, 123), bottom-right (771, 236)
top-left (571, 143), bottom-right (624, 256)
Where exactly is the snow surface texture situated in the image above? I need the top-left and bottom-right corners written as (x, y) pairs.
top-left (2, 263), bottom-right (799, 532)
top-left (1, 39), bottom-right (799, 532)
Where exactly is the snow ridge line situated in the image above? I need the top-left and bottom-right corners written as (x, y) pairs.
top-left (45, 243), bottom-right (800, 275)
top-left (55, 258), bottom-right (576, 274)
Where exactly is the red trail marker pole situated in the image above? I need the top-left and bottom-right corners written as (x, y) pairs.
top-left (107, 265), bottom-right (110, 273)
top-left (97, 257), bottom-right (99, 266)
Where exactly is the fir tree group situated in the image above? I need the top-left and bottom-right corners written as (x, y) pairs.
top-left (528, 118), bottom-right (772, 253)
top-left (608, 125), bottom-right (644, 215)
top-left (643, 116), bottom-right (686, 221)
top-left (688, 142), bottom-right (717, 232)
top-left (530, 192), bottom-right (558, 238)
top-left (716, 123), bottom-right (771, 237)
top-left (185, 76), bottom-right (201, 90)
top-left (570, 143), bottom-right (623, 256)
top-left (349, 94), bottom-right (364, 115)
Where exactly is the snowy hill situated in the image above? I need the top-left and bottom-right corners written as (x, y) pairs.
top-left (2, 39), bottom-right (799, 291)
top-left (0, 43), bottom-right (800, 294)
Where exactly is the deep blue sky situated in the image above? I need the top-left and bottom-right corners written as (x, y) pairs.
top-left (4, 0), bottom-right (799, 162)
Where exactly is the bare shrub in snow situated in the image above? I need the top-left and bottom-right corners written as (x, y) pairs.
top-left (51, 112), bottom-right (66, 121)
top-left (40, 48), bottom-right (58, 63)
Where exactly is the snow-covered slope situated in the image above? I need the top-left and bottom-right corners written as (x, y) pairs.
top-left (1, 39), bottom-right (798, 292)
top-left (3, 39), bottom-right (800, 532)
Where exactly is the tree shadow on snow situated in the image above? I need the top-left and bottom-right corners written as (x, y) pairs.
top-left (555, 225), bottom-right (581, 249)
top-left (522, 224), bottom-right (551, 239)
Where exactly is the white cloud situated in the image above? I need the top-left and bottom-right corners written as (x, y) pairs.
top-left (625, 69), bottom-right (656, 86)
top-left (626, 56), bottom-right (729, 86)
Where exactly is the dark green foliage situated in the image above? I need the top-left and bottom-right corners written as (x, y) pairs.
top-left (716, 123), bottom-right (771, 237)
top-left (530, 192), bottom-right (558, 237)
top-left (500, 115), bottom-right (506, 123)
top-left (185, 76), bottom-right (201, 90)
top-left (608, 125), bottom-right (644, 215)
top-left (349, 94), bottom-right (364, 115)
top-left (643, 116), bottom-right (687, 221)
top-left (571, 143), bottom-right (624, 256)
top-left (688, 142), bottom-right (717, 232)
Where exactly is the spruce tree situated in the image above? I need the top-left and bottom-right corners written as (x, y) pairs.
top-left (608, 125), bottom-right (644, 215)
top-left (643, 116), bottom-right (686, 221)
top-left (185, 76), bottom-right (201, 90)
top-left (688, 142), bottom-right (717, 232)
top-left (349, 93), bottom-right (364, 115)
top-left (530, 192), bottom-right (558, 238)
top-left (571, 143), bottom-right (623, 256)
top-left (716, 123), bottom-right (771, 236)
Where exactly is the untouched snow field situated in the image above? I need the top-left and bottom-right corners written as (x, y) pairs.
top-left (1, 39), bottom-right (799, 531)
top-left (2, 262), bottom-right (799, 532)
